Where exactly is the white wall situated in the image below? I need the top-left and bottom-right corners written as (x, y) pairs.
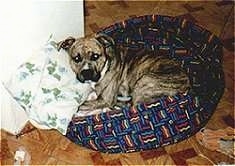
top-left (0, 0), bottom-right (84, 81)
top-left (0, 0), bottom-right (84, 134)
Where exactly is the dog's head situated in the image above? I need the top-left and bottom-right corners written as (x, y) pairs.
top-left (58, 34), bottom-right (115, 83)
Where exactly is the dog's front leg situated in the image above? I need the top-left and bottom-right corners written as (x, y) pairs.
top-left (113, 80), bottom-right (133, 109)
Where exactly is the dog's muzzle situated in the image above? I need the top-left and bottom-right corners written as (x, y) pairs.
top-left (77, 69), bottom-right (101, 83)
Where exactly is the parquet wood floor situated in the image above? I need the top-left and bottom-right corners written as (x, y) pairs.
top-left (1, 1), bottom-right (234, 165)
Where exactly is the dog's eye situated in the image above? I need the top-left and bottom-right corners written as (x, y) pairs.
top-left (90, 53), bottom-right (100, 61)
top-left (73, 54), bottom-right (82, 63)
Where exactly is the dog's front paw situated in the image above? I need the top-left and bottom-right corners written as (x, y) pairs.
top-left (78, 105), bottom-right (91, 112)
top-left (78, 100), bottom-right (109, 112)
top-left (78, 100), bottom-right (112, 116)
top-left (78, 101), bottom-right (95, 112)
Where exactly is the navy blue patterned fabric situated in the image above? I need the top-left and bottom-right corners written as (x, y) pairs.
top-left (66, 15), bottom-right (224, 153)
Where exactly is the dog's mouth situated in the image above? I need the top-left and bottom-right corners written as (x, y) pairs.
top-left (76, 69), bottom-right (101, 83)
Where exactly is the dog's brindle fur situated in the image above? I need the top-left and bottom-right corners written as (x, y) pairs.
top-left (58, 34), bottom-right (190, 111)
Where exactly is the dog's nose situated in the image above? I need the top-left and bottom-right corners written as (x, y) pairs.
top-left (81, 69), bottom-right (94, 80)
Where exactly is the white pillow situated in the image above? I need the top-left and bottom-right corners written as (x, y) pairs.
top-left (3, 40), bottom-right (93, 135)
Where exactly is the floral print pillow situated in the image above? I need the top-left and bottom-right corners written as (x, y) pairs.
top-left (4, 40), bottom-right (93, 135)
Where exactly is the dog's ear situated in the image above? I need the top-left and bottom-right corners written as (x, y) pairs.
top-left (57, 37), bottom-right (76, 51)
top-left (95, 33), bottom-right (115, 48)
top-left (95, 33), bottom-right (116, 61)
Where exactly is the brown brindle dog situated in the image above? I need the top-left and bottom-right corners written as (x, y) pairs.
top-left (58, 34), bottom-right (190, 111)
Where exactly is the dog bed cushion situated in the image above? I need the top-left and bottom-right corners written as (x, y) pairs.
top-left (66, 15), bottom-right (224, 153)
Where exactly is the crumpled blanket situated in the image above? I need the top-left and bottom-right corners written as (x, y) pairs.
top-left (3, 40), bottom-right (93, 135)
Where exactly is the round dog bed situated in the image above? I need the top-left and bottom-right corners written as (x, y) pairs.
top-left (66, 15), bottom-right (224, 153)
